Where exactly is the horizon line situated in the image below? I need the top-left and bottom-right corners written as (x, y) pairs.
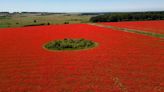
top-left (0, 10), bottom-right (164, 13)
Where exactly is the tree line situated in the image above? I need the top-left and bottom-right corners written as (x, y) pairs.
top-left (90, 11), bottom-right (164, 22)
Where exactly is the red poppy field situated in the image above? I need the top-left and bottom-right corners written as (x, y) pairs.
top-left (100, 20), bottom-right (164, 34)
top-left (0, 22), bottom-right (164, 92)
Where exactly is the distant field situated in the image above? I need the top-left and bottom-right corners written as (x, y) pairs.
top-left (0, 14), bottom-right (92, 28)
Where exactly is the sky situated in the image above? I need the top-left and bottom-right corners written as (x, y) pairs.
top-left (0, 0), bottom-right (164, 12)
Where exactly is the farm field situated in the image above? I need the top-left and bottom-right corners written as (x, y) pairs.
top-left (100, 20), bottom-right (164, 34)
top-left (0, 14), bottom-right (92, 28)
top-left (0, 23), bottom-right (164, 92)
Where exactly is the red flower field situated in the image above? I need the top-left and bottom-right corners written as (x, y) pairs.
top-left (100, 20), bottom-right (164, 34)
top-left (0, 22), bottom-right (163, 92)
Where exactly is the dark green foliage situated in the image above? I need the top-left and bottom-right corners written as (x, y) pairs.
top-left (24, 23), bottom-right (45, 27)
top-left (90, 11), bottom-right (164, 22)
top-left (34, 20), bottom-right (37, 23)
top-left (44, 38), bottom-right (97, 50)
top-left (64, 22), bottom-right (69, 24)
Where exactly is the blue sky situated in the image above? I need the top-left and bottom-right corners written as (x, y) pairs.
top-left (0, 0), bottom-right (164, 12)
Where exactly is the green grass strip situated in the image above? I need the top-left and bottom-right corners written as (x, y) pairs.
top-left (89, 23), bottom-right (164, 39)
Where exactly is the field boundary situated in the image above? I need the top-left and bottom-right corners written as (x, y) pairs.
top-left (88, 23), bottom-right (164, 39)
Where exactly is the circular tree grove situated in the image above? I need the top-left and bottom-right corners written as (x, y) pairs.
top-left (44, 38), bottom-right (98, 51)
